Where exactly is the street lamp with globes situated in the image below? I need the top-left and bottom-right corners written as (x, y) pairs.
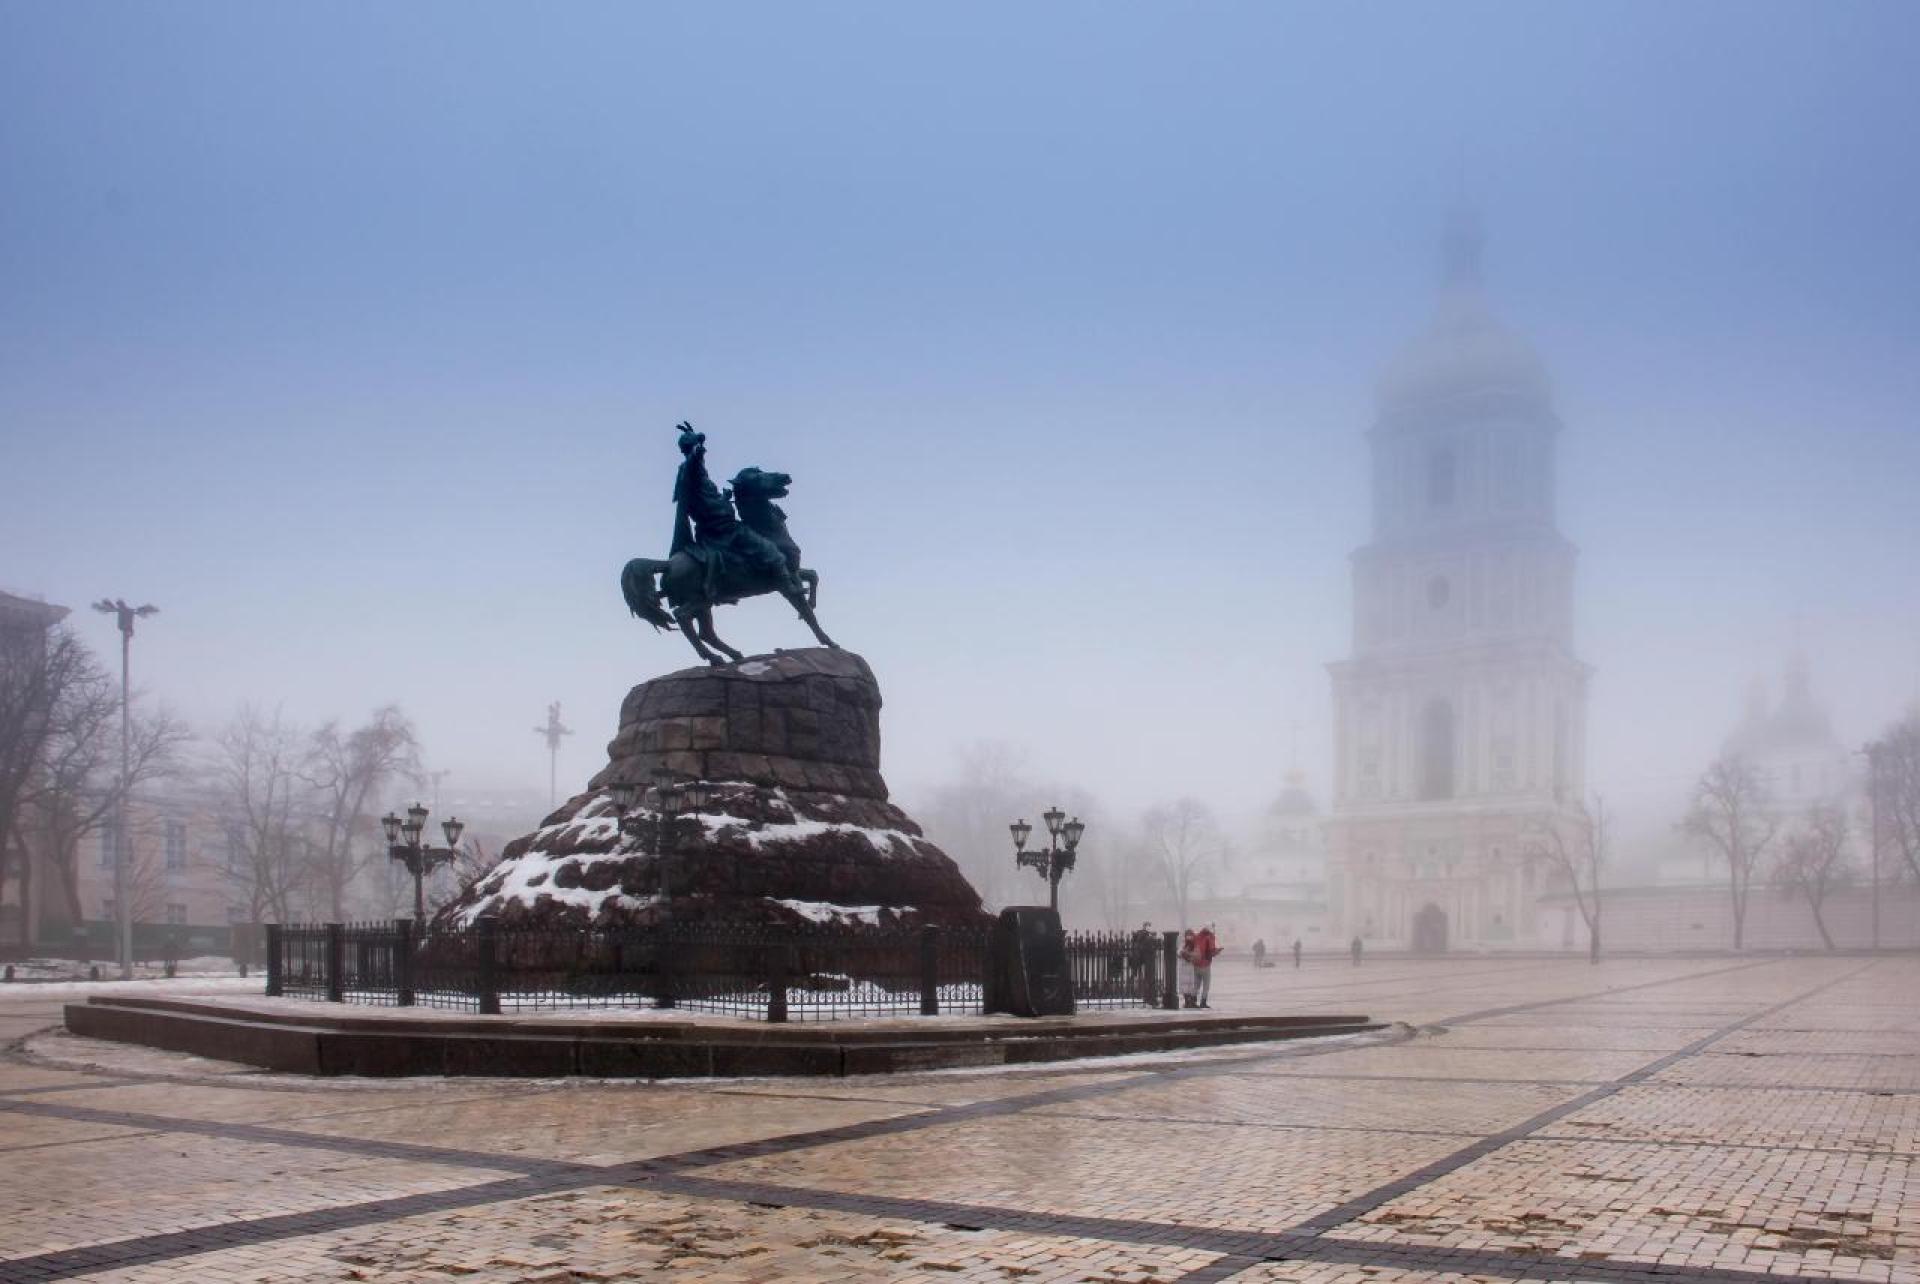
top-left (1009, 806), bottom-right (1086, 911)
top-left (383, 803), bottom-right (464, 922)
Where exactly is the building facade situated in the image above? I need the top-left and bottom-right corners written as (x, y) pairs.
top-left (1325, 216), bottom-right (1591, 951)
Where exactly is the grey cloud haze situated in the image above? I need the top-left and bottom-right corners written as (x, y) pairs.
top-left (4, 2), bottom-right (1917, 850)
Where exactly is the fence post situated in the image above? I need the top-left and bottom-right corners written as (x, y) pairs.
top-left (476, 918), bottom-right (500, 1015)
top-left (264, 924), bottom-right (283, 997)
top-left (653, 926), bottom-right (677, 1010)
top-left (767, 944), bottom-right (789, 1024)
top-left (394, 918), bottom-right (416, 1007)
top-left (324, 922), bottom-right (345, 1002)
top-left (919, 924), bottom-right (940, 1017)
top-left (1161, 930), bottom-right (1179, 1011)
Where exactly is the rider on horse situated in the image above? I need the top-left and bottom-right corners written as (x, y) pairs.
top-left (670, 423), bottom-right (797, 606)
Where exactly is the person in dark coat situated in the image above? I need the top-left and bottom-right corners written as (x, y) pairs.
top-left (1292, 937), bottom-right (1303, 969)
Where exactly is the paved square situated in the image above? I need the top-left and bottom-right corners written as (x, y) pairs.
top-left (1, 955), bottom-right (1913, 1283)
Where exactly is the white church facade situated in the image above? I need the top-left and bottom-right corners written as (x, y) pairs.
top-left (1324, 215), bottom-right (1591, 952)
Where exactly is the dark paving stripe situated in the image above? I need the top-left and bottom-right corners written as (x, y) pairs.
top-left (0, 1077), bottom-right (141, 1097)
top-left (1040, 1109), bottom-right (1486, 1141)
top-left (642, 1172), bottom-right (1871, 1284)
top-left (647, 1171), bottom-right (1299, 1256)
top-left (1216, 1070), bottom-right (1612, 1087)
top-left (0, 1173), bottom-right (593, 1284)
top-left (1435, 958), bottom-right (1781, 1027)
top-left (640, 1028), bottom-right (1409, 1176)
top-left (0, 1097), bottom-right (578, 1176)
top-left (1649, 1081), bottom-right (1920, 1094)
top-left (1285, 961), bottom-right (1880, 1237)
top-left (1527, 1131), bottom-right (1920, 1158)
top-left (0, 957), bottom-right (1879, 1283)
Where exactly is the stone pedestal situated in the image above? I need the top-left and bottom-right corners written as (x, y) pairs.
top-left (440, 650), bottom-right (988, 931)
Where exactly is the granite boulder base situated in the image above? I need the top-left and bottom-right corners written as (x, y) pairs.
top-left (440, 649), bottom-right (989, 931)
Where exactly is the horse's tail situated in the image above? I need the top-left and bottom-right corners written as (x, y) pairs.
top-left (621, 558), bottom-right (676, 632)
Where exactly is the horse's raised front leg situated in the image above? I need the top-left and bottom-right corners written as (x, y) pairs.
top-left (695, 610), bottom-right (745, 664)
top-left (677, 616), bottom-right (726, 667)
top-left (782, 588), bottom-right (838, 649)
top-left (799, 567), bottom-right (819, 610)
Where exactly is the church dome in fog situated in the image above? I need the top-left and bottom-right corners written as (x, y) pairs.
top-left (1376, 212), bottom-right (1554, 421)
top-left (1268, 767), bottom-right (1316, 818)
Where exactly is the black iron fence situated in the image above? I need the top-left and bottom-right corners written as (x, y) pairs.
top-left (266, 920), bottom-right (1174, 1021)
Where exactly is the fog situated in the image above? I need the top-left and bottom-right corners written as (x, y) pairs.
top-left (5, 4), bottom-right (1918, 915)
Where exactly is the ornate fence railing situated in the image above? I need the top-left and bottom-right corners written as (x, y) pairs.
top-left (265, 920), bottom-right (1173, 1021)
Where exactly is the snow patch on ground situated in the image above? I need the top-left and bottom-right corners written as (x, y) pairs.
top-left (1, 955), bottom-right (240, 983)
top-left (0, 975), bottom-right (262, 1002)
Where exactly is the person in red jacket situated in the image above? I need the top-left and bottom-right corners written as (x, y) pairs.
top-left (1192, 923), bottom-right (1222, 1008)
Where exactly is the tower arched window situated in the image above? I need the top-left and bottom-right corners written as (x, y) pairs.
top-left (1427, 446), bottom-right (1456, 508)
top-left (1420, 698), bottom-right (1456, 800)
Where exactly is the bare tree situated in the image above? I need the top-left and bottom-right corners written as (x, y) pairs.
top-left (118, 809), bottom-right (176, 932)
top-left (21, 659), bottom-right (188, 928)
top-left (1773, 803), bottom-right (1853, 951)
top-left (1088, 829), bottom-right (1154, 931)
top-left (209, 706), bottom-right (310, 923)
top-left (1679, 755), bottom-right (1778, 951)
top-left (0, 627), bottom-right (98, 927)
top-left (1140, 797), bottom-right (1226, 931)
top-left (303, 706), bottom-right (421, 919)
top-left (918, 741), bottom-right (1037, 911)
top-left (1871, 712), bottom-right (1920, 887)
top-left (426, 838), bottom-right (500, 915)
top-left (1528, 794), bottom-right (1609, 963)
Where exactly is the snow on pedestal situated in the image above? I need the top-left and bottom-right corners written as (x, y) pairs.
top-left (440, 649), bottom-right (988, 931)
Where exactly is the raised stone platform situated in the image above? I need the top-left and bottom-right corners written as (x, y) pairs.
top-left (439, 649), bottom-right (989, 933)
top-left (64, 995), bottom-right (1380, 1078)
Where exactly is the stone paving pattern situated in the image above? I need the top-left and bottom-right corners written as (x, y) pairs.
top-left (0, 955), bottom-right (1913, 1283)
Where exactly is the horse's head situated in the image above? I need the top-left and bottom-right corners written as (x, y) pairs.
top-left (729, 467), bottom-right (791, 500)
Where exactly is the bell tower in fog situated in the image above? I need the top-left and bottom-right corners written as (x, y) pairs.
top-left (1325, 213), bottom-right (1590, 950)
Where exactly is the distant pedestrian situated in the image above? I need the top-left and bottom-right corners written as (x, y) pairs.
top-left (1178, 930), bottom-right (1199, 1007)
top-left (1129, 922), bottom-right (1154, 987)
top-left (1193, 923), bottom-right (1222, 1008)
top-left (1350, 934), bottom-right (1363, 967)
top-left (1292, 938), bottom-right (1302, 969)
top-left (1252, 938), bottom-right (1267, 968)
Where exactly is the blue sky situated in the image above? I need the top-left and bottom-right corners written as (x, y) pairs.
top-left (4, 3), bottom-right (1917, 842)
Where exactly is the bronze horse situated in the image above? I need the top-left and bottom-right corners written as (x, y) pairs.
top-left (621, 467), bottom-right (836, 666)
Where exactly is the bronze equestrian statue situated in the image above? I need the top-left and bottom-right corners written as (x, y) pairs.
top-left (621, 423), bottom-right (837, 666)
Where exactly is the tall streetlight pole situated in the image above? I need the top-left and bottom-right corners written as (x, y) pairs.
top-left (534, 702), bottom-right (572, 810)
top-left (91, 598), bottom-right (157, 980)
top-left (1863, 741), bottom-right (1883, 952)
